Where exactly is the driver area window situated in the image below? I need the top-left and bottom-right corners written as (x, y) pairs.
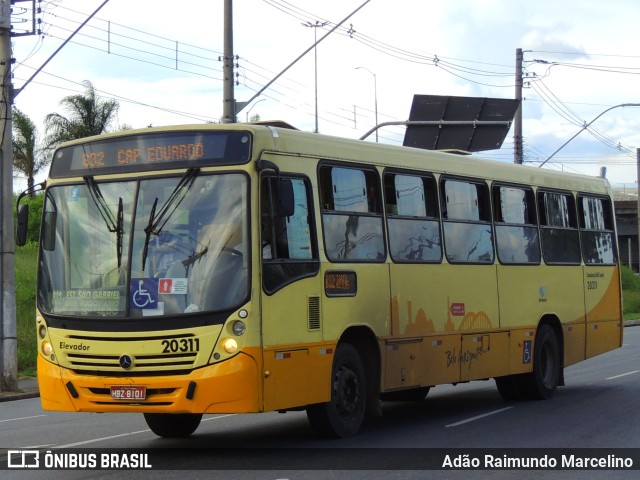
top-left (261, 175), bottom-right (319, 294)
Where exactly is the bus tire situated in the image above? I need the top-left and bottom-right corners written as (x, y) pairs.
top-left (143, 413), bottom-right (202, 438)
top-left (519, 324), bottom-right (561, 400)
top-left (495, 375), bottom-right (523, 401)
top-left (306, 343), bottom-right (366, 438)
top-left (381, 387), bottom-right (430, 401)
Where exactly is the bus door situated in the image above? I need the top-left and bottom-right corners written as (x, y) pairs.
top-left (259, 174), bottom-right (326, 411)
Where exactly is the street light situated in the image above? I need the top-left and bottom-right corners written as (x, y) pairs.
top-left (355, 66), bottom-right (378, 142)
top-left (246, 98), bottom-right (266, 122)
top-left (302, 20), bottom-right (328, 133)
top-left (539, 103), bottom-right (640, 167)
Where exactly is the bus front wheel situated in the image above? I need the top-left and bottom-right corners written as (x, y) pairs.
top-left (306, 343), bottom-right (366, 438)
top-left (143, 413), bottom-right (203, 438)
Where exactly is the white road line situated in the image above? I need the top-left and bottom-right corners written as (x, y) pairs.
top-left (201, 414), bottom-right (236, 422)
top-left (56, 414), bottom-right (236, 448)
top-left (58, 429), bottom-right (153, 448)
top-left (606, 370), bottom-right (640, 380)
top-left (0, 414), bottom-right (47, 424)
top-left (445, 407), bottom-right (513, 428)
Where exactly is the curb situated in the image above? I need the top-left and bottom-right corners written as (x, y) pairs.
top-left (0, 389), bottom-right (39, 402)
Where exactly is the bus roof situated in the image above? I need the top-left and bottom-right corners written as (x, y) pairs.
top-left (255, 123), bottom-right (611, 196)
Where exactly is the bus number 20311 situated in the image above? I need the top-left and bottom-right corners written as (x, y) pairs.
top-left (161, 338), bottom-right (200, 353)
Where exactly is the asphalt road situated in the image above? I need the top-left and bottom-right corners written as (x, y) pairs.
top-left (1, 326), bottom-right (639, 480)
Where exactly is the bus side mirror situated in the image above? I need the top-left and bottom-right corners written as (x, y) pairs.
top-left (16, 204), bottom-right (29, 246)
top-left (42, 211), bottom-right (57, 251)
top-left (277, 179), bottom-right (295, 217)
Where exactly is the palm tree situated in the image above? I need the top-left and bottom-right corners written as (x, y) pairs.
top-left (44, 80), bottom-right (119, 150)
top-left (12, 107), bottom-right (48, 196)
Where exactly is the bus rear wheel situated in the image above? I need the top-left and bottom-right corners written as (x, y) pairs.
top-left (495, 375), bottom-right (523, 401)
top-left (306, 343), bottom-right (366, 438)
top-left (143, 413), bottom-right (203, 438)
top-left (519, 324), bottom-right (561, 400)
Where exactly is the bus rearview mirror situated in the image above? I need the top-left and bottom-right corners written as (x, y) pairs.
top-left (16, 204), bottom-right (29, 246)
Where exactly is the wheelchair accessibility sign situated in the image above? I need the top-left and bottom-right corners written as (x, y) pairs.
top-left (130, 278), bottom-right (159, 309)
top-left (523, 340), bottom-right (532, 364)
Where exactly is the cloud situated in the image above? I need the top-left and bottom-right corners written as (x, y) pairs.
top-left (521, 30), bottom-right (589, 61)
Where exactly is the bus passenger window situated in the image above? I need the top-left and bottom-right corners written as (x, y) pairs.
top-left (578, 195), bottom-right (617, 265)
top-left (538, 190), bottom-right (581, 265)
top-left (493, 185), bottom-right (540, 265)
top-left (441, 179), bottom-right (493, 264)
top-left (319, 165), bottom-right (385, 262)
top-left (384, 173), bottom-right (441, 263)
top-left (261, 175), bottom-right (319, 294)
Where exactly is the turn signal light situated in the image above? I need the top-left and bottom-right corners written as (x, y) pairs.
top-left (41, 341), bottom-right (53, 357)
top-left (222, 338), bottom-right (238, 354)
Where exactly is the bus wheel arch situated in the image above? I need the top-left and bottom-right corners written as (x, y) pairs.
top-left (495, 315), bottom-right (564, 401)
top-left (538, 315), bottom-right (565, 386)
top-left (339, 326), bottom-right (382, 417)
top-left (522, 316), bottom-right (564, 399)
top-left (306, 326), bottom-right (381, 438)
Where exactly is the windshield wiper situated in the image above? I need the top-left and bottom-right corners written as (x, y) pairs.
top-left (84, 176), bottom-right (124, 267)
top-left (141, 168), bottom-right (200, 270)
top-left (181, 245), bottom-right (209, 276)
top-left (116, 197), bottom-right (123, 268)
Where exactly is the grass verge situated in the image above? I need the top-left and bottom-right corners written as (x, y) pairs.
top-left (15, 242), bottom-right (38, 377)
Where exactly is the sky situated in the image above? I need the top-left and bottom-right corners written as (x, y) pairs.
top-left (9, 0), bottom-right (640, 191)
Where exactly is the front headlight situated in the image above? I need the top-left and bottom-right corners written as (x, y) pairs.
top-left (232, 320), bottom-right (246, 336)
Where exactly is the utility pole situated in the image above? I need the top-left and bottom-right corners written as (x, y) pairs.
top-left (355, 66), bottom-right (378, 142)
top-left (1, 1), bottom-right (109, 392)
top-left (222, 0), bottom-right (235, 123)
top-left (236, 0), bottom-right (372, 116)
top-left (302, 21), bottom-right (328, 133)
top-left (0, 0), bottom-right (17, 392)
top-left (514, 48), bottom-right (523, 164)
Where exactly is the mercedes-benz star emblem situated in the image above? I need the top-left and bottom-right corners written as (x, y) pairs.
top-left (119, 354), bottom-right (133, 370)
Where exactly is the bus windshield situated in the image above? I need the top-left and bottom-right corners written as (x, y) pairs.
top-left (38, 173), bottom-right (249, 318)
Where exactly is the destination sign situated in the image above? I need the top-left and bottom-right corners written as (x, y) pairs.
top-left (50, 130), bottom-right (252, 178)
top-left (324, 270), bottom-right (357, 297)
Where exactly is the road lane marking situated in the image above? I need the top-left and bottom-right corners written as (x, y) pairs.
top-left (606, 370), bottom-right (640, 380)
top-left (58, 430), bottom-right (152, 448)
top-left (445, 407), bottom-right (513, 428)
top-left (56, 414), bottom-right (236, 448)
top-left (202, 414), bottom-right (236, 423)
top-left (0, 414), bottom-right (47, 424)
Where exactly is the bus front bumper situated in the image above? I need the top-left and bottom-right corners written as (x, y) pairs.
top-left (37, 350), bottom-right (262, 414)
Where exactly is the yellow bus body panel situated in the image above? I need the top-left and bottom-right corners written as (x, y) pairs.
top-left (38, 347), bottom-right (262, 414)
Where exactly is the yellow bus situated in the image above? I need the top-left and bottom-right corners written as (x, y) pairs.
top-left (17, 122), bottom-right (622, 438)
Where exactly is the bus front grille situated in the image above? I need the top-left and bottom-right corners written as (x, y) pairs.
top-left (64, 352), bottom-right (197, 374)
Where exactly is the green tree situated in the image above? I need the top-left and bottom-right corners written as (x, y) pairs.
top-left (12, 108), bottom-right (48, 196)
top-left (44, 80), bottom-right (119, 150)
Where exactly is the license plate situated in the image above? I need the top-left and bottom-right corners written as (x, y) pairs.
top-left (110, 385), bottom-right (146, 400)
